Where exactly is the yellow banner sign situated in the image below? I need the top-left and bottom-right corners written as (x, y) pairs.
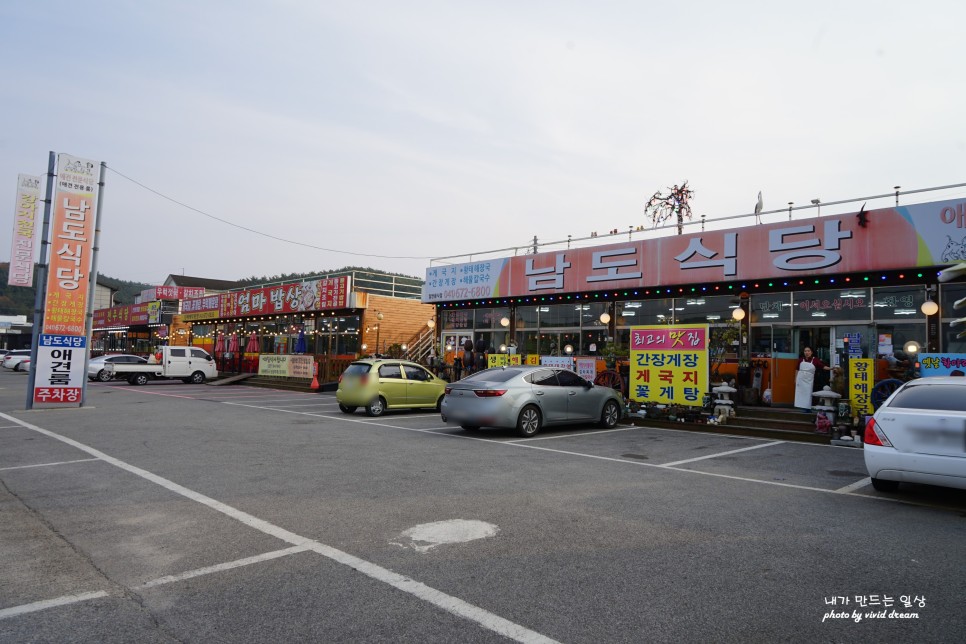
top-left (629, 324), bottom-right (709, 406)
top-left (848, 358), bottom-right (874, 416)
top-left (487, 354), bottom-right (522, 367)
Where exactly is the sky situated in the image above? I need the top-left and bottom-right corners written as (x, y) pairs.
top-left (2, 0), bottom-right (965, 286)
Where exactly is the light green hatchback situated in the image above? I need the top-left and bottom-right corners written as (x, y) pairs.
top-left (336, 358), bottom-right (447, 417)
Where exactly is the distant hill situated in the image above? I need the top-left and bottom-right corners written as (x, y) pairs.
top-left (0, 263), bottom-right (150, 321)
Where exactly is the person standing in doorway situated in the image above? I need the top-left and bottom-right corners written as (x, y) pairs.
top-left (795, 346), bottom-right (831, 410)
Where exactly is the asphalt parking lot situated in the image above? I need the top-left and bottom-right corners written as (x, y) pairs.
top-left (2, 370), bottom-right (965, 643)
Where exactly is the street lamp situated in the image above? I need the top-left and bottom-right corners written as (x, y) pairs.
top-left (374, 311), bottom-right (384, 354)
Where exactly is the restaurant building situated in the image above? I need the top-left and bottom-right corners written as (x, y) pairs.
top-left (423, 196), bottom-right (966, 406)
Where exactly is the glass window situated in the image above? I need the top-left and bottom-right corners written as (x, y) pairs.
top-left (378, 364), bottom-right (402, 379)
top-left (169, 348), bottom-right (186, 357)
top-left (555, 370), bottom-right (586, 387)
top-left (190, 349), bottom-right (211, 360)
top-left (476, 308), bottom-right (510, 329)
top-left (792, 288), bottom-right (871, 322)
top-left (872, 286), bottom-right (926, 321)
top-left (618, 299), bottom-right (674, 326)
top-left (888, 383), bottom-right (966, 412)
top-left (673, 294), bottom-right (737, 324)
top-left (525, 369), bottom-right (558, 386)
top-left (441, 309), bottom-right (474, 330)
top-left (874, 323), bottom-right (925, 361)
top-left (515, 306), bottom-right (538, 329)
top-left (538, 303), bottom-right (580, 327)
top-left (750, 293), bottom-right (792, 324)
top-left (344, 363), bottom-right (372, 376)
top-left (940, 283), bottom-right (966, 322)
top-left (403, 365), bottom-right (431, 381)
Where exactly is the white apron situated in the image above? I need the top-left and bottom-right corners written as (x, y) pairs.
top-left (795, 360), bottom-right (816, 409)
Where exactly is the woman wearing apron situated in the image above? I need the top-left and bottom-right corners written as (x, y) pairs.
top-left (795, 346), bottom-right (831, 410)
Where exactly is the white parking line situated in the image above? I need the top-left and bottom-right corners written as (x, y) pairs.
top-left (0, 591), bottom-right (109, 620)
top-left (836, 478), bottom-right (872, 493)
top-left (0, 458), bottom-right (100, 472)
top-left (135, 545), bottom-right (312, 589)
top-left (0, 412), bottom-right (560, 644)
top-left (659, 441), bottom-right (784, 467)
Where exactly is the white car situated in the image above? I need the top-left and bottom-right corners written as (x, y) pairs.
top-left (88, 354), bottom-right (148, 382)
top-left (2, 350), bottom-right (31, 370)
top-left (864, 377), bottom-right (966, 492)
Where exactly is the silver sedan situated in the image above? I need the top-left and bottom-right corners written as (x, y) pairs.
top-left (440, 366), bottom-right (624, 437)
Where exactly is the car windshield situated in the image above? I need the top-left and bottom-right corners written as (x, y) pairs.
top-left (461, 368), bottom-right (520, 383)
top-left (887, 383), bottom-right (966, 412)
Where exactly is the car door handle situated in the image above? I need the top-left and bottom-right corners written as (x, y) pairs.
top-left (535, 391), bottom-right (544, 395)
top-left (568, 391), bottom-right (577, 396)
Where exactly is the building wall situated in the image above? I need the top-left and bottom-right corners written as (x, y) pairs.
top-left (362, 294), bottom-right (435, 353)
top-left (92, 283), bottom-right (115, 310)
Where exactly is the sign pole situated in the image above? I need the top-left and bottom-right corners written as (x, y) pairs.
top-left (80, 162), bottom-right (107, 407)
top-left (25, 152), bottom-right (56, 410)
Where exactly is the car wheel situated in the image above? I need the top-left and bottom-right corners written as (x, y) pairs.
top-left (131, 373), bottom-right (149, 386)
top-left (365, 396), bottom-right (387, 417)
top-left (338, 404), bottom-right (357, 414)
top-left (870, 477), bottom-right (900, 493)
top-left (599, 400), bottom-right (621, 428)
top-left (13, 363), bottom-right (21, 372)
top-left (435, 395), bottom-right (444, 412)
top-left (460, 424), bottom-right (480, 431)
top-left (516, 405), bottom-right (542, 437)
top-left (96, 369), bottom-right (112, 382)
top-left (189, 371), bottom-right (206, 384)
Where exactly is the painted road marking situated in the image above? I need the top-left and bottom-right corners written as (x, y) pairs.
top-left (0, 592), bottom-right (109, 620)
top-left (836, 478), bottom-right (872, 493)
top-left (0, 412), bottom-right (560, 644)
top-left (659, 441), bottom-right (784, 467)
top-left (0, 458), bottom-right (100, 472)
top-left (135, 545), bottom-right (312, 589)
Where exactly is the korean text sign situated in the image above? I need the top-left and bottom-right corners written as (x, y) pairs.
top-left (849, 359), bottom-right (874, 416)
top-left (43, 155), bottom-right (99, 336)
top-left (630, 325), bottom-right (708, 406)
top-left (33, 334), bottom-right (87, 405)
top-left (8, 174), bottom-right (42, 288)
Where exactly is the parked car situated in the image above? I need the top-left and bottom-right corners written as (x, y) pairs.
top-left (864, 376), bottom-right (966, 492)
top-left (2, 350), bottom-right (31, 370)
top-left (15, 356), bottom-right (30, 372)
top-left (88, 354), bottom-right (149, 382)
top-left (336, 358), bottom-right (447, 416)
top-left (440, 365), bottom-right (624, 437)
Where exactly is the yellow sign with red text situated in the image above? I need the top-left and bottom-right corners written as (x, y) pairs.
top-left (629, 325), bottom-right (709, 406)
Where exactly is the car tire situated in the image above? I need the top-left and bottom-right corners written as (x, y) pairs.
top-left (131, 373), bottom-right (149, 386)
top-left (13, 363), bottom-right (21, 372)
top-left (460, 425), bottom-right (480, 431)
top-left (338, 404), bottom-right (357, 414)
top-left (516, 405), bottom-right (542, 437)
top-left (870, 477), bottom-right (900, 493)
top-left (435, 395), bottom-right (444, 412)
top-left (96, 369), bottom-right (112, 382)
top-left (599, 400), bottom-right (621, 428)
top-left (189, 371), bottom-right (206, 384)
top-left (365, 396), bottom-right (387, 417)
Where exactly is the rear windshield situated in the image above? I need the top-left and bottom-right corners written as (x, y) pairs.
top-left (461, 368), bottom-right (519, 383)
top-left (343, 363), bottom-right (372, 376)
top-left (888, 383), bottom-right (966, 412)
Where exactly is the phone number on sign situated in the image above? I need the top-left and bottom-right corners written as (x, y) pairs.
top-left (427, 286), bottom-right (494, 301)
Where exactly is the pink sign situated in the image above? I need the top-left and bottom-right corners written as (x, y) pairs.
top-left (630, 327), bottom-right (707, 351)
top-left (7, 174), bottom-right (42, 287)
